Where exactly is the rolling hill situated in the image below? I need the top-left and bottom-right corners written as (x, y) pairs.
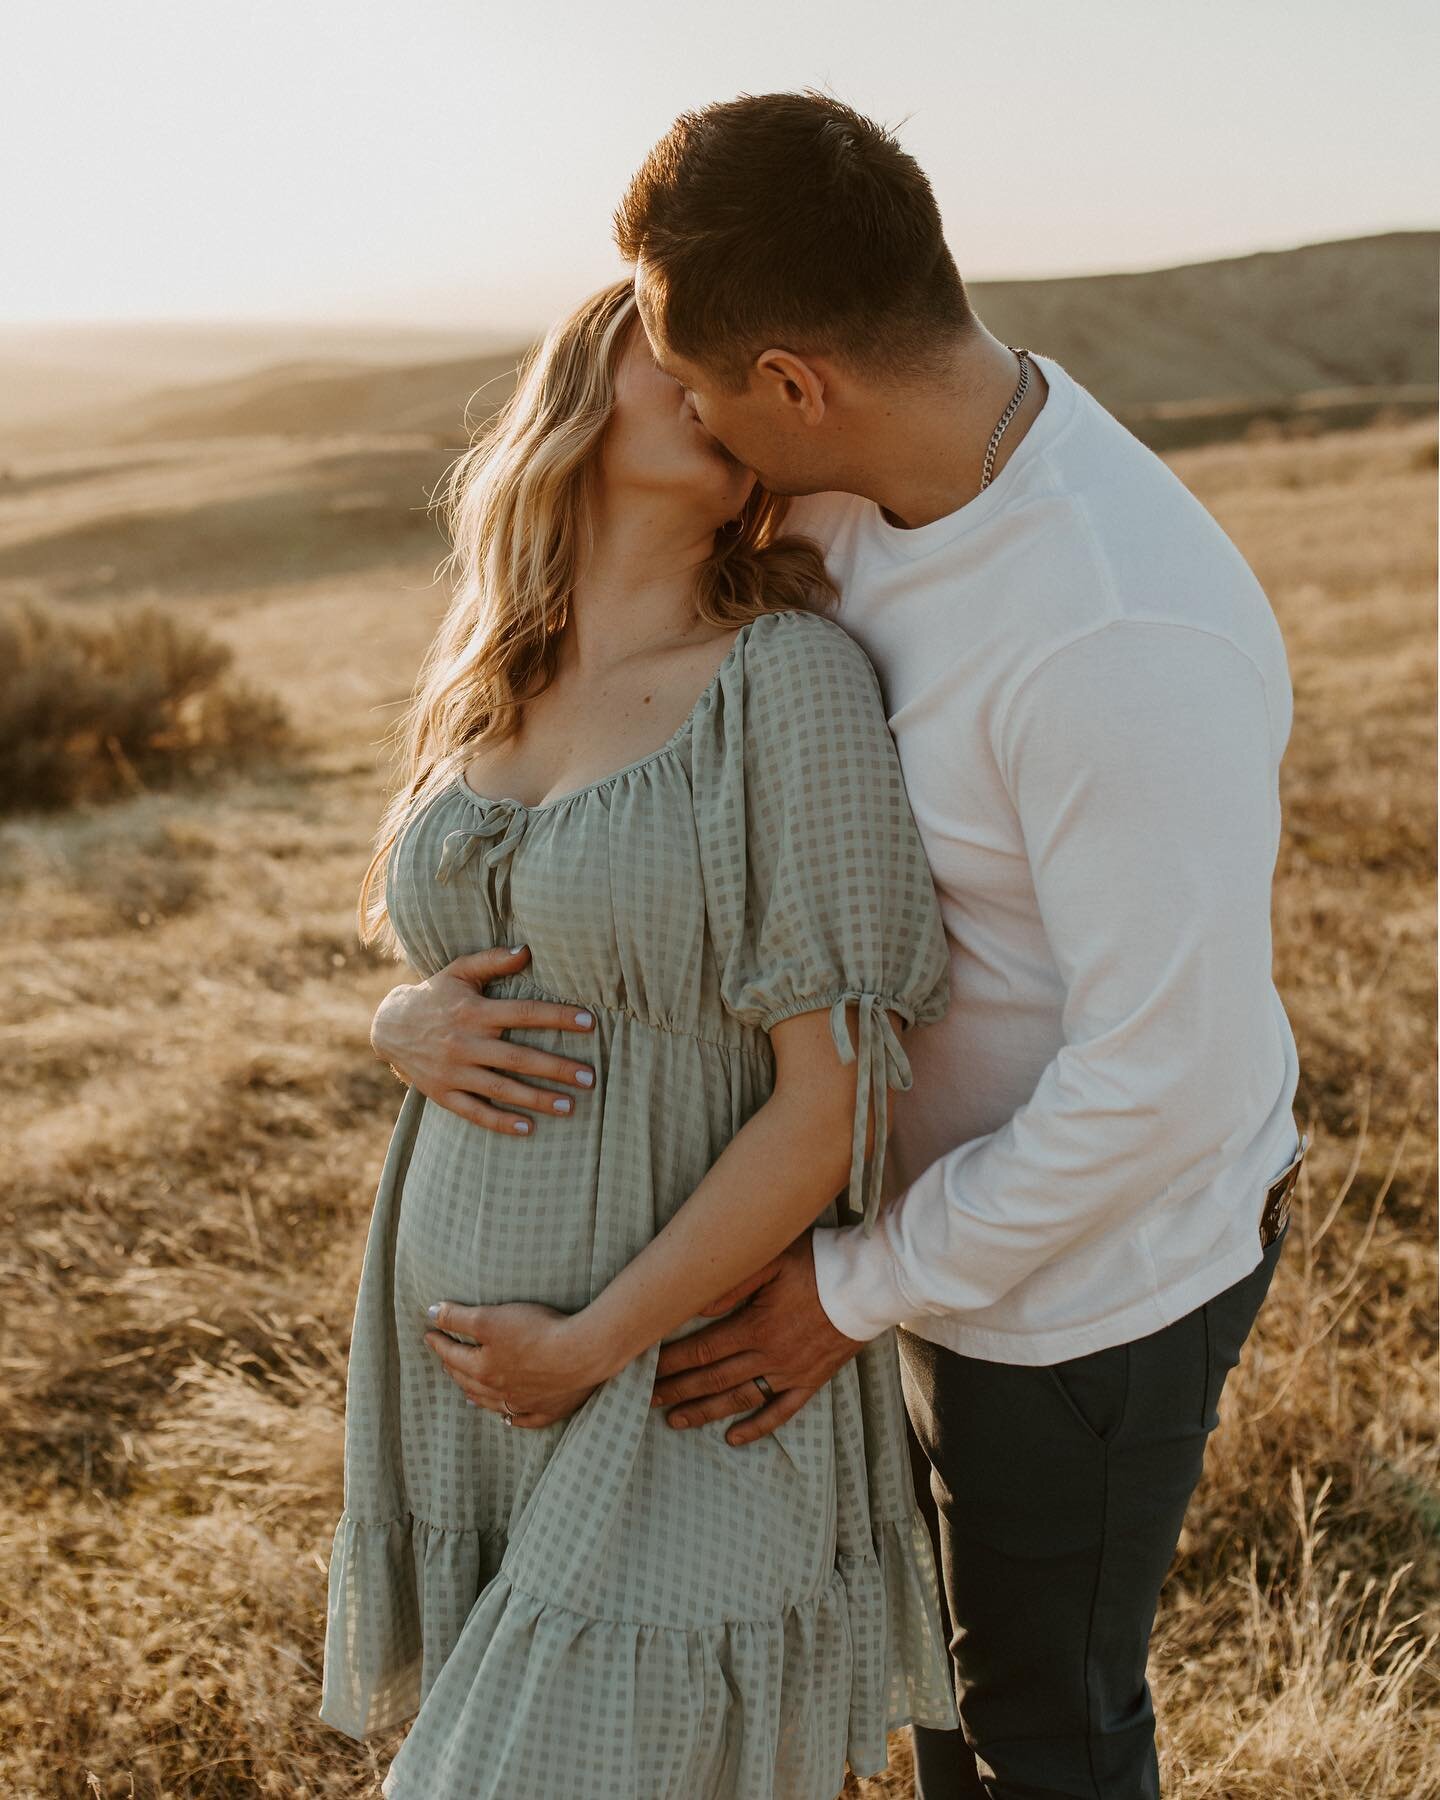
top-left (968, 231), bottom-right (1436, 405)
top-left (1, 231), bottom-right (1433, 458)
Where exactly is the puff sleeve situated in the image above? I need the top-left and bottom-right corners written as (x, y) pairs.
top-left (700, 610), bottom-right (951, 1237)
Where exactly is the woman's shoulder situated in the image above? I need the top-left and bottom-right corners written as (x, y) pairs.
top-left (742, 606), bottom-right (886, 709)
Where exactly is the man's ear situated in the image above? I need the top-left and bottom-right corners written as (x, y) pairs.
top-left (754, 348), bottom-right (828, 424)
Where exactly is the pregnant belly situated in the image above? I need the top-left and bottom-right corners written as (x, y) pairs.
top-left (393, 1100), bottom-right (599, 1318)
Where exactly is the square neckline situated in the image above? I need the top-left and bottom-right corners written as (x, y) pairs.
top-left (451, 612), bottom-right (766, 815)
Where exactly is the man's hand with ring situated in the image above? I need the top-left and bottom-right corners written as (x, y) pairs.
top-left (649, 1232), bottom-right (868, 1446)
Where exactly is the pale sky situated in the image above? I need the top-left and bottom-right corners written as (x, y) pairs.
top-left (4, 0), bottom-right (1436, 334)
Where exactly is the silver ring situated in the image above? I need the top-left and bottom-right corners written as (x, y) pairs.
top-left (754, 1374), bottom-right (775, 1401)
top-left (502, 1399), bottom-right (515, 1425)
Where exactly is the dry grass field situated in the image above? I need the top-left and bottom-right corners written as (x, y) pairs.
top-left (0, 409), bottom-right (1434, 1797)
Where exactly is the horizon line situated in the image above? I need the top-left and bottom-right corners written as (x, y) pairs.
top-left (5, 222), bottom-right (1436, 338)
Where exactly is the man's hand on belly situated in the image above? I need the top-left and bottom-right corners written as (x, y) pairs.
top-left (649, 1233), bottom-right (867, 1447)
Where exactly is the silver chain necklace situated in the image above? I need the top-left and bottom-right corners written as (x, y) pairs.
top-left (979, 346), bottom-right (1031, 492)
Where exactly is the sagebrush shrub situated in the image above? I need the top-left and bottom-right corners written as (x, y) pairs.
top-left (0, 598), bottom-right (292, 812)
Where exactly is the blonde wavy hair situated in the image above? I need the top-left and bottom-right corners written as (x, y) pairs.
top-left (356, 276), bottom-right (839, 955)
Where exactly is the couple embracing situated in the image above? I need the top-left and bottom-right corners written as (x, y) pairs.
top-left (318, 91), bottom-right (1304, 1800)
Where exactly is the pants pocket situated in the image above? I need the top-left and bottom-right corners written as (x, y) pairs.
top-left (1047, 1340), bottom-right (1130, 1445)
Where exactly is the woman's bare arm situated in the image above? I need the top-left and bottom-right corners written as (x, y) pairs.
top-left (565, 1000), bottom-right (891, 1382)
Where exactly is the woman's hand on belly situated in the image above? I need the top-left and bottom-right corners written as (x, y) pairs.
top-left (423, 1298), bottom-right (610, 1428)
top-left (370, 948), bottom-right (599, 1136)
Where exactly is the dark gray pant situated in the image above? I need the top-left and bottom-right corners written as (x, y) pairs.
top-left (900, 1228), bottom-right (1287, 1800)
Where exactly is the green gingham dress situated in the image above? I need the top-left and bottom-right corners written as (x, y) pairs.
top-left (319, 606), bottom-right (960, 1799)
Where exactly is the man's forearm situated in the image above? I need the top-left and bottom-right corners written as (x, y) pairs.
top-left (811, 1045), bottom-right (1267, 1341)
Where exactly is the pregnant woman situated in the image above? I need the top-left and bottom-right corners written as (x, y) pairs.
top-left (318, 277), bottom-right (959, 1798)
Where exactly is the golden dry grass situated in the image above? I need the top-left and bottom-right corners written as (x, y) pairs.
top-left (0, 417), bottom-right (1435, 1798)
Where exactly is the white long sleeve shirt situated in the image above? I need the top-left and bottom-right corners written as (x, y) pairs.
top-left (786, 354), bottom-right (1302, 1366)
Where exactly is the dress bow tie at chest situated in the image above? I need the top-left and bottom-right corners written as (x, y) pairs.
top-left (435, 799), bottom-right (529, 915)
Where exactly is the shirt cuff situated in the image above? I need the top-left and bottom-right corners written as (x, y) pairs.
top-left (810, 1220), bottom-right (916, 1342)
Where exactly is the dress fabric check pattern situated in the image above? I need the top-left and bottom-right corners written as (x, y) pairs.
top-left (318, 606), bottom-right (960, 1798)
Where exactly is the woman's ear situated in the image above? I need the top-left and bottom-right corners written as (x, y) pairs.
top-left (754, 349), bottom-right (828, 424)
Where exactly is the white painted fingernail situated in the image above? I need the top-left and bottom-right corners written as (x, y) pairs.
top-left (513, 1119), bottom-right (531, 1134)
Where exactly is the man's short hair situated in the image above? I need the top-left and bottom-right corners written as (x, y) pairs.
top-left (614, 89), bottom-right (974, 392)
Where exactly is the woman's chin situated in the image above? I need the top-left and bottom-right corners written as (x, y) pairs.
top-left (706, 434), bottom-right (749, 473)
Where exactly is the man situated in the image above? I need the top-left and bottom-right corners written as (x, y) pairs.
top-left (373, 92), bottom-right (1305, 1799)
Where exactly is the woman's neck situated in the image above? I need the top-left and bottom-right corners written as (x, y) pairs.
top-left (564, 496), bottom-right (720, 674)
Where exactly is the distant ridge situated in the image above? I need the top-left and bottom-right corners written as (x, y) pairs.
top-left (102, 352), bottom-right (523, 445)
top-left (968, 231), bottom-right (1436, 407)
top-left (0, 319), bottom-right (507, 441)
top-left (3, 232), bottom-right (1434, 454)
